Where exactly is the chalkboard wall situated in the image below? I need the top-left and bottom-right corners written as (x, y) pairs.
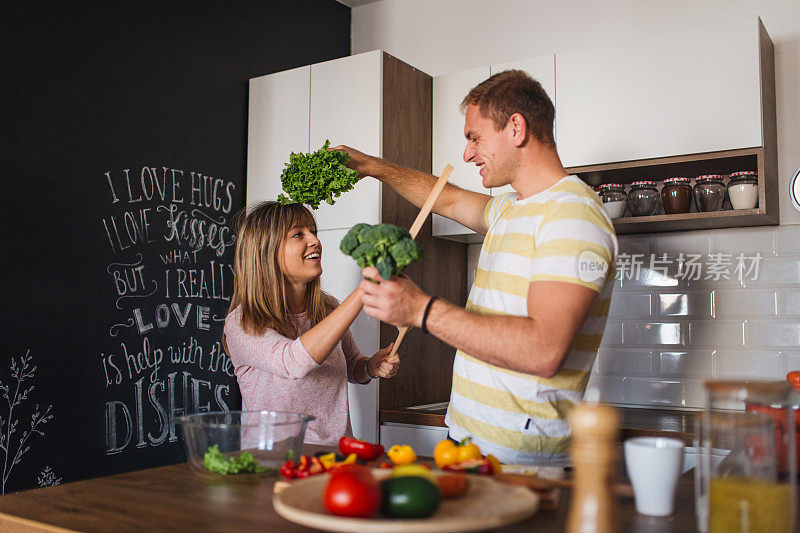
top-left (0, 0), bottom-right (350, 493)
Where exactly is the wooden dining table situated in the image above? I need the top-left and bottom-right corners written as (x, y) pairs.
top-left (0, 445), bottom-right (699, 532)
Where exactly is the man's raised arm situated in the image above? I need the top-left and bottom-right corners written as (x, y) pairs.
top-left (331, 144), bottom-right (492, 235)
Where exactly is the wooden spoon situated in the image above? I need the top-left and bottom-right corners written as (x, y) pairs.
top-left (386, 164), bottom-right (453, 359)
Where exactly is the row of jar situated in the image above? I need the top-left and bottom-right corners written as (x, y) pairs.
top-left (596, 171), bottom-right (759, 218)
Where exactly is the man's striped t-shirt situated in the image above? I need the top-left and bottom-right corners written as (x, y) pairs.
top-left (444, 175), bottom-right (618, 465)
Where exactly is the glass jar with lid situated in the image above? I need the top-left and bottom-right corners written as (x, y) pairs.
top-left (694, 380), bottom-right (797, 532)
top-left (627, 181), bottom-right (660, 216)
top-left (728, 171), bottom-right (759, 210)
top-left (598, 183), bottom-right (627, 219)
top-left (661, 177), bottom-right (692, 214)
top-left (693, 175), bottom-right (726, 212)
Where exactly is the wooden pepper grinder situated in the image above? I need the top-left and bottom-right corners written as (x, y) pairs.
top-left (566, 402), bottom-right (621, 533)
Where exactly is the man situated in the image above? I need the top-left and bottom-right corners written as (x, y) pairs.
top-left (334, 70), bottom-right (617, 465)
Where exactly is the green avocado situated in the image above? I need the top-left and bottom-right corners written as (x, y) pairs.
top-left (380, 476), bottom-right (442, 519)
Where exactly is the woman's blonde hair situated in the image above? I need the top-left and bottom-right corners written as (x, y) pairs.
top-left (227, 201), bottom-right (330, 338)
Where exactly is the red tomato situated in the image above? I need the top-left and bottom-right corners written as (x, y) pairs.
top-left (323, 464), bottom-right (381, 518)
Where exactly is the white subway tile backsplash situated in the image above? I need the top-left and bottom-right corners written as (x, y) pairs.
top-left (656, 292), bottom-right (712, 317)
top-left (783, 352), bottom-right (800, 374)
top-left (621, 261), bottom-right (682, 290)
top-left (684, 379), bottom-right (707, 409)
top-left (745, 321), bottom-right (800, 348)
top-left (617, 235), bottom-right (652, 255)
top-left (712, 227), bottom-right (779, 257)
top-left (595, 349), bottom-right (654, 376)
top-left (658, 350), bottom-right (713, 377)
top-left (748, 259), bottom-right (800, 287)
top-left (623, 378), bottom-right (684, 407)
top-left (713, 290), bottom-right (777, 317)
top-left (783, 290), bottom-right (800, 316)
top-left (713, 350), bottom-right (784, 379)
top-left (608, 292), bottom-right (651, 317)
top-left (600, 320), bottom-right (625, 347)
top-left (628, 322), bottom-right (682, 347)
top-left (655, 232), bottom-right (710, 256)
top-left (688, 321), bottom-right (745, 347)
top-left (585, 374), bottom-right (625, 404)
top-left (779, 226), bottom-right (800, 255)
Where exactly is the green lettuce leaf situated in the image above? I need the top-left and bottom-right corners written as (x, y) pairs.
top-left (277, 140), bottom-right (359, 209)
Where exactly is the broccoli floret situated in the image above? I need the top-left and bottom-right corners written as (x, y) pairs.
top-left (340, 223), bottom-right (370, 255)
top-left (359, 224), bottom-right (406, 253)
top-left (340, 223), bottom-right (422, 279)
top-left (352, 241), bottom-right (380, 268)
top-left (389, 238), bottom-right (422, 270)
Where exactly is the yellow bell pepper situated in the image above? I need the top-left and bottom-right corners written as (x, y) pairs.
top-left (456, 438), bottom-right (482, 462)
top-left (318, 452), bottom-right (338, 469)
top-left (387, 444), bottom-right (417, 465)
top-left (434, 437), bottom-right (482, 468)
top-left (391, 463), bottom-right (435, 481)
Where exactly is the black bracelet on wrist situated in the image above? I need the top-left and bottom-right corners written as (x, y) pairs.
top-left (421, 296), bottom-right (438, 335)
top-left (363, 357), bottom-right (377, 381)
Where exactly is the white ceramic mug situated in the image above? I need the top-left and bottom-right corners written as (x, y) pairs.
top-left (624, 436), bottom-right (685, 516)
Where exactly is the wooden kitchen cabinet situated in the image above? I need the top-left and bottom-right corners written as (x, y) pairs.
top-left (247, 51), bottom-right (467, 441)
top-left (556, 16), bottom-right (768, 168)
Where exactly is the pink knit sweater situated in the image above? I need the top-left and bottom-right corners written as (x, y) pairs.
top-left (223, 297), bottom-right (365, 446)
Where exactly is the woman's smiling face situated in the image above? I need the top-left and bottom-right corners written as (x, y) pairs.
top-left (279, 223), bottom-right (322, 285)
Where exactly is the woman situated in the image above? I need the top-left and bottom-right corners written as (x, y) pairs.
top-left (224, 201), bottom-right (399, 445)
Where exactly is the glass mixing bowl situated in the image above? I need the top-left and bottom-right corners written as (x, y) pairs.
top-left (177, 410), bottom-right (314, 477)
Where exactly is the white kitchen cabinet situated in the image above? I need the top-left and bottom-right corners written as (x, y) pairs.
top-left (247, 52), bottom-right (382, 230)
top-left (318, 229), bottom-right (380, 442)
top-left (433, 66), bottom-right (490, 193)
top-left (432, 67), bottom-right (490, 242)
top-left (556, 16), bottom-right (765, 168)
top-left (247, 51), bottom-right (464, 442)
top-left (379, 423), bottom-right (449, 457)
top-left (246, 66), bottom-right (310, 207)
top-left (310, 51), bottom-right (383, 230)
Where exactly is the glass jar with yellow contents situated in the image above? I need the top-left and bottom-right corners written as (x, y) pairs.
top-left (695, 380), bottom-right (796, 533)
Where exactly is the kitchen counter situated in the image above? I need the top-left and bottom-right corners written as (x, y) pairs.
top-left (0, 444), bottom-right (700, 532)
top-left (381, 405), bottom-right (697, 446)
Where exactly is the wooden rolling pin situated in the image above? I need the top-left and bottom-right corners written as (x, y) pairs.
top-left (386, 164), bottom-right (453, 358)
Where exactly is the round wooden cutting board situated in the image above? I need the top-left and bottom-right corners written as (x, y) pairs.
top-left (273, 471), bottom-right (540, 533)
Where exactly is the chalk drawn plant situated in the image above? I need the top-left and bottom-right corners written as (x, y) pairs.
top-left (37, 465), bottom-right (62, 487)
top-left (0, 350), bottom-right (53, 494)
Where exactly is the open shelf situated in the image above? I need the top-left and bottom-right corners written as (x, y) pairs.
top-left (567, 147), bottom-right (779, 235)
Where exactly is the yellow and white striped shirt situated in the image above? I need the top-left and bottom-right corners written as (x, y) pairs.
top-left (444, 176), bottom-right (617, 465)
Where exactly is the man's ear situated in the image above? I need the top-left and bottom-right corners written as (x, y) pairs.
top-left (507, 113), bottom-right (528, 147)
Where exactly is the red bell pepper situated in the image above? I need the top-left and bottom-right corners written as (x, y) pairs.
top-left (279, 460), bottom-right (296, 479)
top-left (338, 436), bottom-right (385, 461)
